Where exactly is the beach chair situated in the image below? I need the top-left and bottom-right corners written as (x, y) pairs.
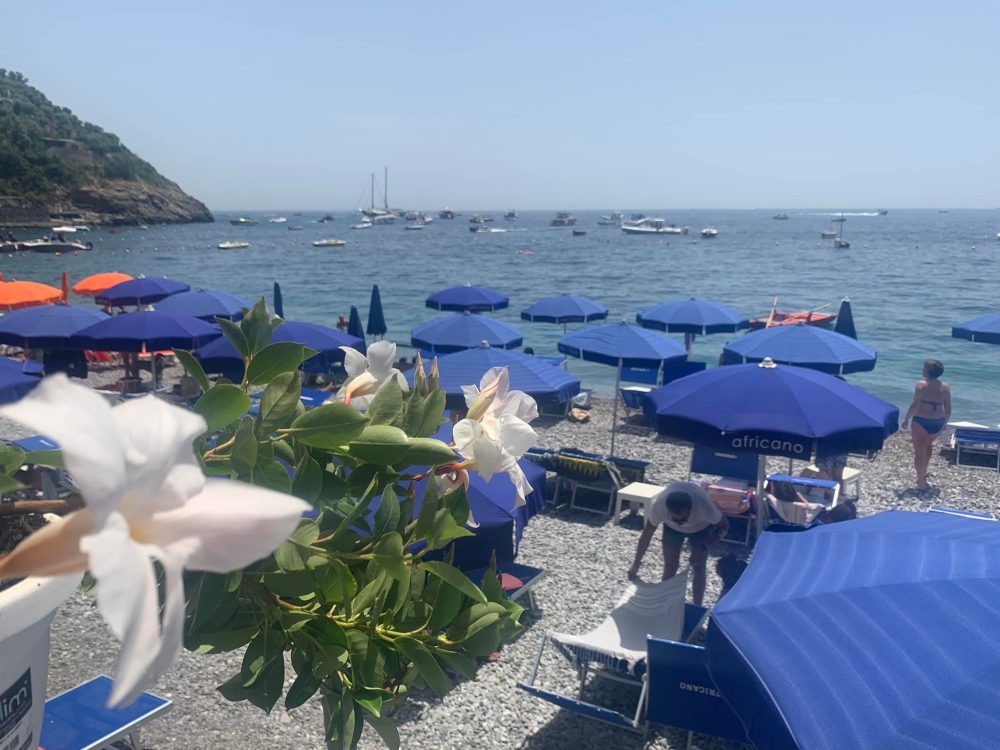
top-left (552, 450), bottom-right (650, 515)
top-left (764, 473), bottom-right (839, 528)
top-left (40, 675), bottom-right (171, 750)
top-left (518, 574), bottom-right (688, 732)
top-left (619, 386), bottom-right (653, 423)
top-left (688, 445), bottom-right (760, 546)
top-left (953, 427), bottom-right (1000, 471)
top-left (464, 562), bottom-right (547, 610)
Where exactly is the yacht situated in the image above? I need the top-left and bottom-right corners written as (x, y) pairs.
top-left (268, 217), bottom-right (288, 224)
top-left (877, 209), bottom-right (889, 216)
top-left (470, 225), bottom-right (489, 233)
top-left (551, 212), bottom-right (576, 226)
top-left (312, 239), bottom-right (346, 247)
top-left (371, 214), bottom-right (395, 225)
top-left (621, 218), bottom-right (683, 235)
top-left (20, 238), bottom-right (92, 253)
top-left (469, 215), bottom-right (495, 224)
top-left (318, 213), bottom-right (335, 223)
top-left (439, 207), bottom-right (456, 219)
top-left (218, 241), bottom-right (250, 250)
top-left (597, 212), bottom-right (624, 225)
top-left (230, 217), bottom-right (258, 226)
top-left (352, 220), bottom-right (374, 230)
top-left (701, 227), bottom-right (719, 238)
top-left (504, 209), bottom-right (517, 220)
top-left (772, 213), bottom-right (789, 220)
top-left (404, 211), bottom-right (419, 221)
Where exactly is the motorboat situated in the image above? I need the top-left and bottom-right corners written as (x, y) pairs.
top-left (572, 229), bottom-right (587, 236)
top-left (405, 224), bottom-right (424, 231)
top-left (749, 299), bottom-right (837, 330)
top-left (20, 238), bottom-right (92, 253)
top-left (470, 225), bottom-right (489, 233)
top-left (318, 214), bottom-right (335, 223)
top-left (230, 217), bottom-right (258, 226)
top-left (371, 214), bottom-right (395, 225)
top-left (834, 239), bottom-right (851, 249)
top-left (621, 218), bottom-right (683, 235)
top-left (404, 211), bottom-right (419, 221)
top-left (469, 215), bottom-right (494, 223)
top-left (772, 213), bottom-right (789, 220)
top-left (287, 225), bottom-right (304, 231)
top-left (268, 217), bottom-right (288, 224)
top-left (352, 220), bottom-right (373, 230)
top-left (439, 207), bottom-right (456, 219)
top-left (877, 209), bottom-right (889, 216)
top-left (996, 232), bottom-right (1000, 241)
top-left (218, 241), bottom-right (250, 250)
top-left (701, 227), bottom-right (718, 238)
top-left (51, 225), bottom-right (78, 233)
top-left (551, 212), bottom-right (576, 226)
top-left (597, 212), bottom-right (624, 225)
top-left (312, 239), bottom-right (346, 247)
top-left (820, 229), bottom-right (838, 239)
top-left (505, 210), bottom-right (518, 220)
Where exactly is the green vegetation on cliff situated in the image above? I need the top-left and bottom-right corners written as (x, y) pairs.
top-left (0, 69), bottom-right (171, 202)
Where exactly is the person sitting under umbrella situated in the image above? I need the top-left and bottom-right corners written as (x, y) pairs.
top-left (627, 482), bottom-right (729, 606)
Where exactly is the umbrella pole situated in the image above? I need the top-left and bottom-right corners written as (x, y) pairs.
top-left (610, 359), bottom-right (622, 456)
top-left (754, 454), bottom-right (768, 542)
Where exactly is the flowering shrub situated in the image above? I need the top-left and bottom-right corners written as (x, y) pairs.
top-left (0, 300), bottom-right (536, 750)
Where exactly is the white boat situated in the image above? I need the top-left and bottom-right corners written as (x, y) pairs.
top-left (773, 213), bottom-right (789, 220)
top-left (20, 238), bottom-right (92, 253)
top-left (439, 207), bottom-right (456, 219)
top-left (820, 229), bottom-right (838, 239)
top-left (597, 212), bottom-right (624, 225)
top-left (352, 220), bottom-right (373, 230)
top-left (312, 239), bottom-right (346, 247)
top-left (504, 209), bottom-right (517, 220)
top-left (51, 225), bottom-right (78, 233)
top-left (469, 215), bottom-right (495, 224)
top-left (701, 227), bottom-right (718, 238)
top-left (218, 241), bottom-right (250, 249)
top-left (230, 217), bottom-right (258, 226)
top-left (404, 211), bottom-right (419, 221)
top-left (405, 224), bottom-right (425, 231)
top-left (268, 217), bottom-right (287, 224)
top-left (287, 225), bottom-right (304, 231)
top-left (996, 232), bottom-right (1000, 241)
top-left (371, 214), bottom-right (395, 225)
top-left (621, 218), bottom-right (683, 235)
top-left (551, 212), bottom-right (576, 226)
top-left (359, 169), bottom-right (400, 221)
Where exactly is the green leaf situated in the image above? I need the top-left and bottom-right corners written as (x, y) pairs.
top-left (188, 626), bottom-right (259, 654)
top-left (413, 479), bottom-right (440, 540)
top-left (348, 424), bottom-right (410, 465)
top-left (285, 666), bottom-right (322, 709)
top-left (0, 444), bottom-right (25, 474)
top-left (252, 457), bottom-right (291, 493)
top-left (401, 393), bottom-right (427, 437)
top-left (365, 378), bottom-right (403, 426)
top-left (231, 417), bottom-right (258, 476)
top-left (401, 437), bottom-right (456, 467)
top-left (395, 637), bottom-right (452, 697)
top-left (318, 558), bottom-right (357, 605)
top-left (365, 714), bottom-right (400, 750)
top-left (416, 389), bottom-right (447, 437)
top-left (421, 561), bottom-right (487, 604)
top-left (173, 349), bottom-right (210, 394)
top-left (218, 317), bottom-right (250, 359)
top-left (372, 533), bottom-right (407, 582)
top-left (285, 403), bottom-right (368, 449)
top-left (351, 569), bottom-right (389, 614)
top-left (353, 687), bottom-right (385, 717)
top-left (460, 621), bottom-right (502, 657)
top-left (262, 569), bottom-right (315, 597)
top-left (292, 453), bottom-right (324, 503)
top-left (480, 566), bottom-right (504, 604)
top-left (425, 508), bottom-right (475, 550)
top-left (194, 384), bottom-right (251, 433)
top-left (0, 475), bottom-right (24, 494)
top-left (434, 649), bottom-right (478, 680)
top-left (240, 298), bottom-right (274, 356)
top-left (260, 372), bottom-right (302, 432)
top-left (21, 450), bottom-right (63, 469)
top-left (372, 484), bottom-right (400, 536)
top-left (427, 580), bottom-right (464, 632)
top-left (246, 342), bottom-right (316, 385)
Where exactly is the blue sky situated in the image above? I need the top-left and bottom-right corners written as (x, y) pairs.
top-left (5, 1), bottom-right (999, 210)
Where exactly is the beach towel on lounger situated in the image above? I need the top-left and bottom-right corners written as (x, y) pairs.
top-left (550, 573), bottom-right (687, 674)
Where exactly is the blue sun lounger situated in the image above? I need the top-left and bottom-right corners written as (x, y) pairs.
top-left (39, 675), bottom-right (171, 750)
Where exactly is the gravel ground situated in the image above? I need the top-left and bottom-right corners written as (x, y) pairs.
top-left (12, 383), bottom-right (1000, 750)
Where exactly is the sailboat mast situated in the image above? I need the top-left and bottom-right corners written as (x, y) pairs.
top-left (384, 166), bottom-right (388, 211)
top-left (370, 173), bottom-right (375, 211)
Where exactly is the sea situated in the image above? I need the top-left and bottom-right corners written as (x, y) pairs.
top-left (4, 209), bottom-right (999, 423)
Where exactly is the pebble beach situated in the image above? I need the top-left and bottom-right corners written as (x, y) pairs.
top-left (9, 366), bottom-right (995, 750)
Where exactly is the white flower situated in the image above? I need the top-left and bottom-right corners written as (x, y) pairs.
top-left (453, 368), bottom-right (538, 506)
top-left (0, 375), bottom-right (309, 707)
top-left (337, 340), bottom-right (408, 408)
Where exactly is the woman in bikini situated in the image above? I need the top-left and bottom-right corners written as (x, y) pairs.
top-left (901, 359), bottom-right (951, 490)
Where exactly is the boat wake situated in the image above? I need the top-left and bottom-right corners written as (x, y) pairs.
top-left (809, 212), bottom-right (880, 217)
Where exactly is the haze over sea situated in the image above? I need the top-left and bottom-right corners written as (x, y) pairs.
top-left (6, 208), bottom-right (1000, 423)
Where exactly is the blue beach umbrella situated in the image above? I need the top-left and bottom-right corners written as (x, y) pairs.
top-left (71, 311), bottom-right (221, 353)
top-left (273, 282), bottom-right (285, 319)
top-left (0, 305), bottom-right (110, 349)
top-left (347, 306), bottom-right (366, 354)
top-left (411, 313), bottom-right (522, 354)
top-left (155, 290), bottom-right (250, 321)
top-left (426, 283), bottom-right (509, 312)
top-left (708, 510), bottom-right (1000, 750)
top-left (95, 277), bottom-right (190, 307)
top-left (406, 343), bottom-right (581, 411)
top-left (636, 298), bottom-right (749, 335)
top-left (952, 312), bottom-right (1000, 345)
top-left (520, 294), bottom-right (608, 334)
top-left (367, 284), bottom-right (387, 339)
top-left (721, 324), bottom-right (877, 375)
top-left (558, 322), bottom-right (688, 454)
top-left (0, 357), bottom-right (42, 405)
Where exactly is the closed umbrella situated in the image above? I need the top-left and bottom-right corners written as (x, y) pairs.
top-left (95, 277), bottom-right (190, 307)
top-left (367, 284), bottom-right (387, 338)
top-left (0, 281), bottom-right (63, 311)
top-left (0, 357), bottom-right (42, 405)
top-left (411, 313), bottom-right (522, 354)
top-left (558, 322), bottom-right (687, 454)
top-left (273, 281), bottom-right (284, 319)
top-left (833, 297), bottom-right (857, 339)
top-left (155, 290), bottom-right (250, 321)
top-left (636, 298), bottom-right (749, 352)
top-left (520, 295), bottom-right (608, 334)
top-left (406, 343), bottom-right (580, 411)
top-left (347, 306), bottom-right (366, 353)
top-left (72, 272), bottom-right (133, 297)
top-left (60, 271), bottom-right (69, 303)
top-left (0, 305), bottom-right (110, 348)
top-left (721, 324), bottom-right (877, 375)
top-left (953, 312), bottom-right (1000, 345)
top-left (708, 510), bottom-right (1000, 750)
top-left (426, 283), bottom-right (509, 312)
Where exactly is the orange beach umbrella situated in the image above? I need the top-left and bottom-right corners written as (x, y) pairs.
top-left (0, 281), bottom-right (63, 311)
top-left (72, 272), bottom-right (133, 297)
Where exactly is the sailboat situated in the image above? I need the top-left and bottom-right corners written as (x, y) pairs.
top-left (834, 214), bottom-right (850, 248)
top-left (359, 168), bottom-right (397, 223)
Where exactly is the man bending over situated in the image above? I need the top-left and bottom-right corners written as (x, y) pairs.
top-left (627, 483), bottom-right (729, 606)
